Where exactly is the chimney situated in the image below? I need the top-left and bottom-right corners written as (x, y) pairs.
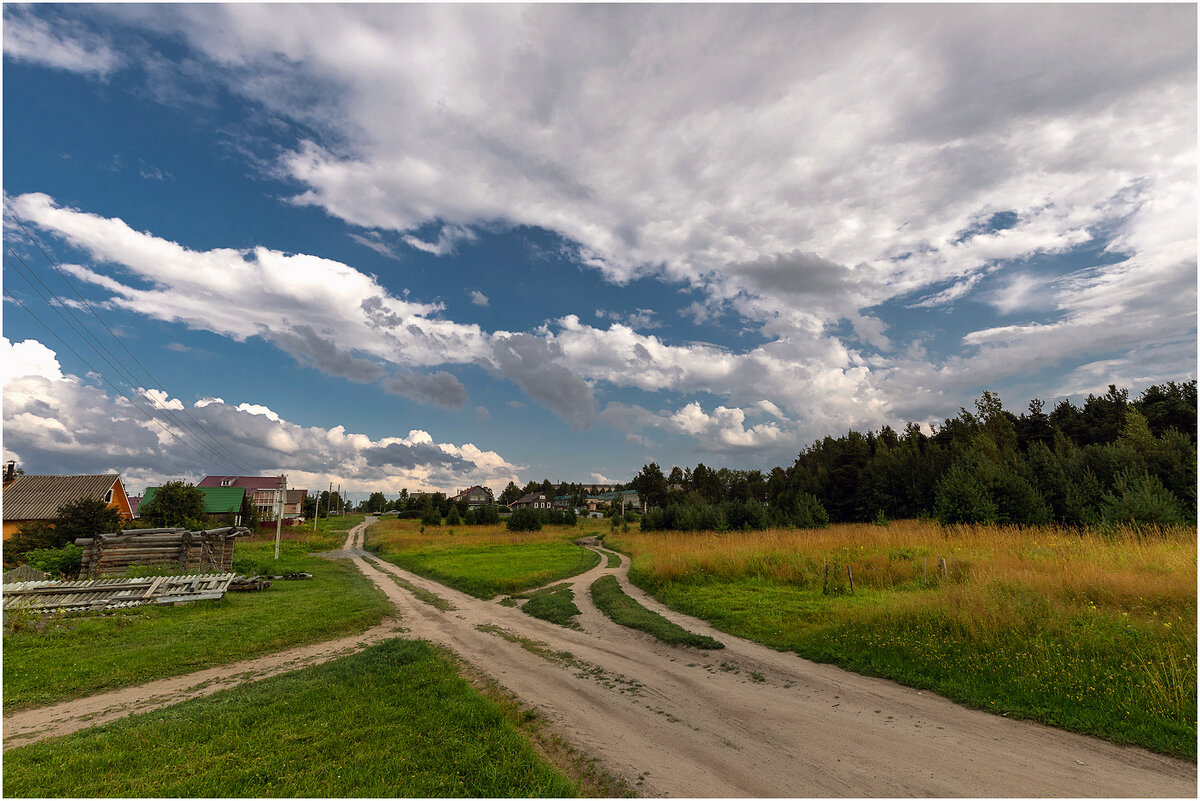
top-left (4, 461), bottom-right (15, 485)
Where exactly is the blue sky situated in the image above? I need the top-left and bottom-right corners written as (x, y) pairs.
top-left (3, 4), bottom-right (1195, 500)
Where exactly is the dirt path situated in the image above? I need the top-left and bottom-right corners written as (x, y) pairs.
top-left (352, 526), bottom-right (1195, 797)
top-left (2, 621), bottom-right (399, 750)
top-left (6, 520), bottom-right (1195, 797)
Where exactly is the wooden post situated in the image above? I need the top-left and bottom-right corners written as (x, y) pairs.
top-left (923, 557), bottom-right (927, 586)
top-left (823, 562), bottom-right (830, 595)
top-left (847, 565), bottom-right (855, 594)
top-left (275, 474), bottom-right (286, 560)
top-left (938, 557), bottom-right (947, 578)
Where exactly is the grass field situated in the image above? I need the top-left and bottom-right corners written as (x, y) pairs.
top-left (366, 519), bottom-right (602, 599)
top-left (3, 538), bottom-right (390, 711)
top-left (608, 520), bottom-right (1197, 757)
top-left (3, 638), bottom-right (579, 798)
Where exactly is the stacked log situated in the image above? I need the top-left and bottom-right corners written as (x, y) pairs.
top-left (76, 527), bottom-right (249, 579)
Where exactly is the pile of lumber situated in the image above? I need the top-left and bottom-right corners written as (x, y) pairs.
top-left (3, 573), bottom-right (239, 613)
top-left (75, 527), bottom-right (249, 579)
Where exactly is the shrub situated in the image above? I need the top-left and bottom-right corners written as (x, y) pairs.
top-left (23, 544), bottom-right (84, 579)
top-left (506, 507), bottom-right (543, 532)
top-left (420, 506), bottom-right (442, 526)
top-left (445, 506), bottom-right (461, 525)
top-left (1100, 470), bottom-right (1186, 526)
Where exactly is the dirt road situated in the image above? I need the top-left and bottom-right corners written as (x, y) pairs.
top-left (6, 519), bottom-right (1194, 797)
top-left (347, 520), bottom-right (1195, 797)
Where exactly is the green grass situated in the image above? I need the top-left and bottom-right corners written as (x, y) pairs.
top-left (513, 583), bottom-right (583, 629)
top-left (365, 556), bottom-right (457, 611)
top-left (632, 570), bottom-right (1196, 758)
top-left (3, 541), bottom-right (391, 711)
top-left (590, 575), bottom-right (723, 650)
top-left (3, 638), bottom-right (579, 798)
top-left (251, 513), bottom-right (366, 553)
top-left (374, 540), bottom-right (601, 600)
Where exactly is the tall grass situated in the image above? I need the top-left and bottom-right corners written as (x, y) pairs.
top-left (609, 520), bottom-right (1196, 756)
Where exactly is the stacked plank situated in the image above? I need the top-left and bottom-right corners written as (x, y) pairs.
top-left (3, 573), bottom-right (238, 613)
top-left (75, 527), bottom-right (249, 579)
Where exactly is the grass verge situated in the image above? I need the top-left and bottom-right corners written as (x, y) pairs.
top-left (367, 520), bottom-right (601, 599)
top-left (590, 575), bottom-right (723, 650)
top-left (3, 541), bottom-right (391, 711)
top-left (3, 638), bottom-right (578, 798)
top-left (364, 556), bottom-right (456, 611)
top-left (611, 521), bottom-right (1196, 758)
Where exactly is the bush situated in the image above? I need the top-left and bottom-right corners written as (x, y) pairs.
top-left (445, 506), bottom-right (461, 525)
top-left (23, 544), bottom-right (83, 579)
top-left (506, 507), bottom-right (543, 532)
top-left (420, 506), bottom-right (442, 526)
top-left (4, 521), bottom-right (58, 567)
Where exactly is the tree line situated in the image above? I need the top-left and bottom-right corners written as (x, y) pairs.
top-left (630, 381), bottom-right (1196, 531)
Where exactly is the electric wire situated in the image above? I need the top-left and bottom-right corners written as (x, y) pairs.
top-left (3, 285), bottom-right (234, 470)
top-left (3, 253), bottom-right (254, 475)
top-left (11, 216), bottom-right (255, 472)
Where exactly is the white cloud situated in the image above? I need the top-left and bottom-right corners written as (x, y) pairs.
top-left (469, 290), bottom-right (489, 307)
top-left (2, 339), bottom-right (521, 494)
top-left (3, 6), bottom-right (123, 77)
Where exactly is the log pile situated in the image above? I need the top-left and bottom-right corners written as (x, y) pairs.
top-left (75, 527), bottom-right (249, 579)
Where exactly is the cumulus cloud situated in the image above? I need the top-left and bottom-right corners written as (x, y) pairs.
top-left (491, 333), bottom-right (597, 430)
top-left (469, 290), bottom-right (489, 307)
top-left (384, 370), bottom-right (469, 409)
top-left (9, 4), bottom-right (1197, 451)
top-left (2, 338), bottom-right (520, 493)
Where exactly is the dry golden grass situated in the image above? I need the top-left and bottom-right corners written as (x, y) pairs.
top-left (612, 520), bottom-right (1196, 621)
top-left (368, 518), bottom-right (584, 551)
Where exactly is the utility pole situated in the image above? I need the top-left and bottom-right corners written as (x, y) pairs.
top-left (337, 483), bottom-right (342, 515)
top-left (274, 474), bottom-right (286, 559)
top-left (312, 488), bottom-right (319, 532)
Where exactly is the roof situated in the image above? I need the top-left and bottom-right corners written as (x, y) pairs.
top-left (2, 475), bottom-right (122, 521)
top-left (513, 492), bottom-right (551, 504)
top-left (589, 490), bottom-right (638, 501)
top-left (286, 489), bottom-right (306, 505)
top-left (197, 476), bottom-right (285, 492)
top-left (142, 485), bottom-right (246, 515)
top-left (453, 485), bottom-right (492, 499)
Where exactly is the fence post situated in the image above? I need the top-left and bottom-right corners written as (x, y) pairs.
top-left (923, 557), bottom-right (927, 586)
top-left (823, 562), bottom-right (830, 595)
top-left (847, 565), bottom-right (855, 594)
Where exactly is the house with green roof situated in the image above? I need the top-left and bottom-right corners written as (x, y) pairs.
top-left (141, 485), bottom-right (247, 526)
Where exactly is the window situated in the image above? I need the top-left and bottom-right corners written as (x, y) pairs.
top-left (104, 489), bottom-right (113, 504)
top-left (221, 478), bottom-right (233, 487)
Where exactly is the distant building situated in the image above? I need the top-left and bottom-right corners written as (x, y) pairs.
top-left (2, 474), bottom-right (133, 539)
top-left (198, 476), bottom-right (295, 521)
top-left (510, 491), bottom-right (554, 510)
top-left (141, 485), bottom-right (247, 526)
top-left (451, 485), bottom-right (494, 507)
top-left (586, 490), bottom-right (641, 511)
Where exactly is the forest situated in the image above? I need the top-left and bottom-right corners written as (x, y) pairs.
top-left (632, 381), bottom-right (1196, 531)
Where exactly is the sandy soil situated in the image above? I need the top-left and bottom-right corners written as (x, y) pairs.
top-left (5, 518), bottom-right (1195, 797)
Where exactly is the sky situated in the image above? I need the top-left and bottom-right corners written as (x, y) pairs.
top-left (2, 4), bottom-right (1196, 501)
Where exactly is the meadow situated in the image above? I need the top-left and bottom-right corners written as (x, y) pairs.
top-left (3, 639), bottom-right (579, 797)
top-left (366, 519), bottom-right (602, 599)
top-left (607, 520), bottom-right (1197, 757)
top-left (4, 527), bottom-right (388, 711)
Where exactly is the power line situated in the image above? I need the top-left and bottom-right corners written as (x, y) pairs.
top-left (6, 219), bottom-right (260, 475)
top-left (11, 216), bottom-right (253, 470)
top-left (4, 253), bottom-right (254, 474)
top-left (3, 285), bottom-right (234, 470)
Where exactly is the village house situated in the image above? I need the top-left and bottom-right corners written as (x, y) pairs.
top-left (2, 471), bottom-right (133, 539)
top-left (451, 485), bottom-right (494, 507)
top-left (140, 485), bottom-right (248, 527)
top-left (509, 491), bottom-right (554, 510)
top-left (197, 476), bottom-right (306, 522)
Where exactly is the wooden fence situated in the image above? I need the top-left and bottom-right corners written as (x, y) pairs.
top-left (75, 527), bottom-right (249, 579)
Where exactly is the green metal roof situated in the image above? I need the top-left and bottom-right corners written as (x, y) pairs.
top-left (142, 485), bottom-right (245, 515)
